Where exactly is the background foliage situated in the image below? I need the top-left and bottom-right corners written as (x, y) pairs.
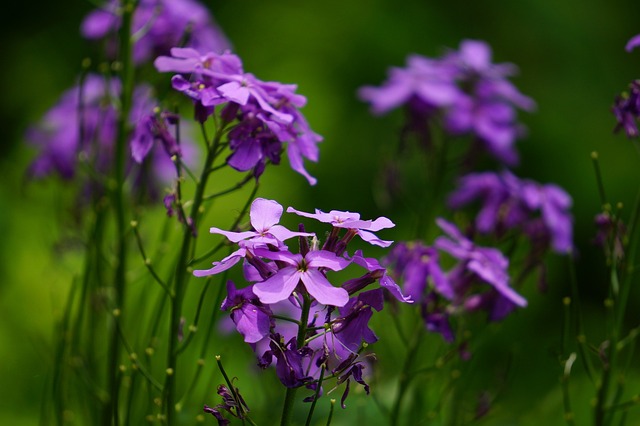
top-left (1, 0), bottom-right (640, 424)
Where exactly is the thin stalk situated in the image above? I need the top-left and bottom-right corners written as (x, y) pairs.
top-left (104, 1), bottom-right (137, 424)
top-left (280, 293), bottom-right (312, 426)
top-left (305, 366), bottom-right (326, 426)
top-left (390, 325), bottom-right (425, 426)
top-left (164, 123), bottom-right (228, 423)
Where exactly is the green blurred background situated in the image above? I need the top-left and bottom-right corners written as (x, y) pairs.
top-left (2, 0), bottom-right (640, 424)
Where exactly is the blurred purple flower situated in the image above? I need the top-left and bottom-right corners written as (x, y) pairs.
top-left (27, 75), bottom-right (194, 198)
top-left (613, 80), bottom-right (640, 138)
top-left (358, 55), bottom-right (460, 115)
top-left (359, 39), bottom-right (534, 165)
top-left (81, 0), bottom-right (231, 65)
top-left (448, 170), bottom-right (573, 253)
top-left (434, 218), bottom-right (526, 308)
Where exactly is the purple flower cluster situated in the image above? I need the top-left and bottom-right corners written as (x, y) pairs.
top-left (194, 198), bottom-right (408, 397)
top-left (155, 48), bottom-right (322, 184)
top-left (385, 218), bottom-right (526, 342)
top-left (448, 170), bottom-right (573, 254)
top-left (81, 0), bottom-right (230, 65)
top-left (359, 39), bottom-right (535, 165)
top-left (26, 74), bottom-right (194, 197)
top-left (613, 34), bottom-right (640, 138)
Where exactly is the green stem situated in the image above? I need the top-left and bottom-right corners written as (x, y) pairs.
top-left (390, 325), bottom-right (424, 426)
top-left (104, 2), bottom-right (137, 425)
top-left (280, 293), bottom-right (312, 426)
top-left (164, 124), bottom-right (227, 424)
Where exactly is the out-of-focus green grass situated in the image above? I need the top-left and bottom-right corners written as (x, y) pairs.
top-left (2, 0), bottom-right (640, 424)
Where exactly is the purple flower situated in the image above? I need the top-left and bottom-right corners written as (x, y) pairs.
top-left (259, 334), bottom-right (311, 388)
top-left (286, 207), bottom-right (395, 248)
top-left (448, 170), bottom-right (573, 254)
top-left (441, 40), bottom-right (535, 165)
top-left (434, 218), bottom-right (526, 308)
top-left (349, 250), bottom-right (413, 303)
top-left (81, 0), bottom-right (231, 65)
top-left (331, 289), bottom-right (383, 353)
top-left (251, 248), bottom-right (351, 306)
top-left (613, 80), bottom-right (640, 138)
top-left (358, 55), bottom-right (460, 115)
top-left (220, 281), bottom-right (274, 344)
top-left (359, 39), bottom-right (534, 166)
top-left (26, 75), bottom-right (193, 197)
top-left (155, 48), bottom-right (322, 184)
top-left (383, 242), bottom-right (451, 301)
top-left (209, 198), bottom-right (312, 246)
top-left (626, 34), bottom-right (640, 52)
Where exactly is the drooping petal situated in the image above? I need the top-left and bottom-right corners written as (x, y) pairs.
top-left (357, 229), bottom-right (393, 247)
top-left (209, 227), bottom-right (256, 243)
top-left (193, 248), bottom-right (246, 277)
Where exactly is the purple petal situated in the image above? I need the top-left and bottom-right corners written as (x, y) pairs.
top-left (305, 250), bottom-right (351, 271)
top-left (300, 269), bottom-right (349, 306)
top-left (209, 227), bottom-right (256, 243)
top-left (357, 229), bottom-right (393, 247)
top-left (253, 268), bottom-right (301, 304)
top-left (193, 248), bottom-right (246, 277)
top-left (626, 34), bottom-right (640, 52)
top-left (233, 304), bottom-right (272, 343)
top-left (250, 198), bottom-right (284, 232)
top-left (217, 81), bottom-right (250, 105)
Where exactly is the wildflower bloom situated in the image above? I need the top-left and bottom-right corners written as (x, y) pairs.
top-left (209, 198), bottom-right (312, 245)
top-left (434, 218), bottom-right (526, 308)
top-left (359, 39), bottom-right (534, 165)
top-left (251, 248), bottom-right (351, 306)
top-left (81, 0), bottom-right (231, 65)
top-left (358, 55), bottom-right (460, 115)
top-left (286, 207), bottom-right (395, 247)
top-left (26, 75), bottom-right (193, 197)
top-left (155, 48), bottom-right (322, 184)
top-left (220, 281), bottom-right (274, 344)
top-left (448, 170), bottom-right (573, 253)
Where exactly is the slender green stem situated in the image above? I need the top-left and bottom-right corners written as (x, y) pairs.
top-left (305, 366), bottom-right (325, 426)
top-left (390, 325), bottom-right (425, 426)
top-left (280, 293), bottom-right (312, 426)
top-left (164, 123), bottom-right (229, 423)
top-left (326, 399), bottom-right (335, 426)
top-left (104, 2), bottom-right (137, 424)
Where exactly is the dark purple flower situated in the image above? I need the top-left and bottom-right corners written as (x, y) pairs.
top-left (349, 250), bottom-right (413, 303)
top-left (259, 334), bottom-right (311, 388)
top-left (331, 289), bottom-right (383, 353)
top-left (220, 281), bottom-right (274, 344)
top-left (203, 405), bottom-right (230, 426)
top-left (613, 80), bottom-right (640, 138)
top-left (81, 0), bottom-right (231, 65)
top-left (594, 212), bottom-right (626, 260)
